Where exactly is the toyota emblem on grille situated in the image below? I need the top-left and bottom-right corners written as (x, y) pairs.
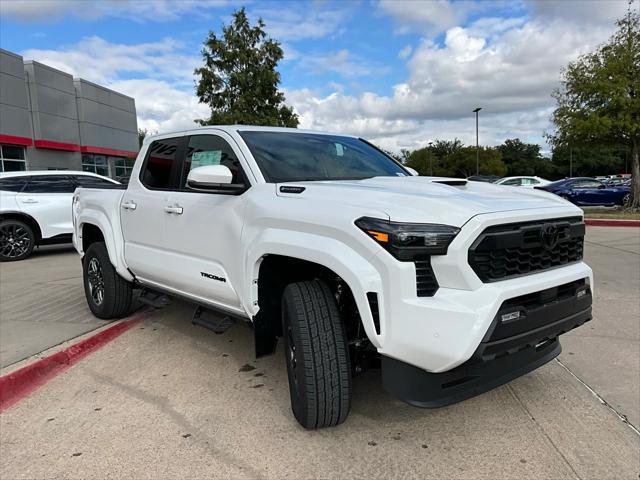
top-left (540, 224), bottom-right (560, 250)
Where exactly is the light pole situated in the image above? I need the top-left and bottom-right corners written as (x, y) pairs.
top-left (473, 107), bottom-right (482, 175)
top-left (428, 141), bottom-right (433, 176)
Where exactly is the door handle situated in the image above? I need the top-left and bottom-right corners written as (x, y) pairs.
top-left (121, 201), bottom-right (137, 210)
top-left (164, 205), bottom-right (183, 215)
top-left (21, 199), bottom-right (39, 204)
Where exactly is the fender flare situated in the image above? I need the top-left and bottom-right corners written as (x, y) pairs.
top-left (244, 229), bottom-right (384, 347)
top-left (76, 211), bottom-right (133, 282)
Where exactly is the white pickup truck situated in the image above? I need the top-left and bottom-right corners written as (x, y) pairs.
top-left (73, 126), bottom-right (593, 429)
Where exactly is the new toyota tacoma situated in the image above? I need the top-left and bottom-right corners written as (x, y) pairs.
top-left (72, 126), bottom-right (593, 429)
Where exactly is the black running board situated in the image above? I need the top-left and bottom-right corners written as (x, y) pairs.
top-left (192, 306), bottom-right (235, 334)
top-left (138, 289), bottom-right (172, 309)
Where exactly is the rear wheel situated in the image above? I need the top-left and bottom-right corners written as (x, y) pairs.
top-left (622, 193), bottom-right (631, 207)
top-left (0, 219), bottom-right (35, 262)
top-left (83, 242), bottom-right (133, 319)
top-left (281, 280), bottom-right (351, 429)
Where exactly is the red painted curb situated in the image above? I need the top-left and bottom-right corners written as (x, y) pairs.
top-left (585, 218), bottom-right (640, 227)
top-left (0, 311), bottom-right (148, 413)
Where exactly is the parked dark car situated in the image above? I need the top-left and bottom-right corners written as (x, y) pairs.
top-left (536, 177), bottom-right (632, 206)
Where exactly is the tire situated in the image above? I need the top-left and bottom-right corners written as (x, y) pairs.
top-left (83, 242), bottom-right (133, 319)
top-left (622, 193), bottom-right (631, 207)
top-left (281, 279), bottom-right (351, 429)
top-left (0, 219), bottom-right (35, 262)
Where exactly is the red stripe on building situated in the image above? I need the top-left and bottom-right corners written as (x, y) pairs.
top-left (81, 145), bottom-right (138, 158)
top-left (0, 134), bottom-right (34, 146)
top-left (34, 139), bottom-right (81, 152)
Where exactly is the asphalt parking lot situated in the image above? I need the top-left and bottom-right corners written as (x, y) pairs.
top-left (1, 227), bottom-right (638, 479)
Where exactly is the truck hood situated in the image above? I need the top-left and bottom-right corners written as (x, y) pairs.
top-left (277, 176), bottom-right (579, 227)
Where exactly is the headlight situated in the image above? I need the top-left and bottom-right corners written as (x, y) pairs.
top-left (355, 217), bottom-right (460, 261)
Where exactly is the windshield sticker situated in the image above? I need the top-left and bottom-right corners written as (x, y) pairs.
top-left (192, 150), bottom-right (222, 168)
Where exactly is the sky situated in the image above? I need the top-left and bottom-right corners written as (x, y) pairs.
top-left (0, 0), bottom-right (632, 152)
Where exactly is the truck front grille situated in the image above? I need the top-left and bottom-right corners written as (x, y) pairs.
top-left (415, 255), bottom-right (439, 296)
top-left (468, 217), bottom-right (585, 283)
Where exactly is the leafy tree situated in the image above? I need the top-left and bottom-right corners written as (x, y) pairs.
top-left (550, 145), bottom-right (628, 178)
top-left (498, 139), bottom-right (542, 175)
top-left (195, 8), bottom-right (298, 127)
top-left (430, 138), bottom-right (463, 161)
top-left (403, 139), bottom-right (463, 175)
top-left (548, 4), bottom-right (639, 207)
top-left (405, 148), bottom-right (438, 175)
top-left (439, 147), bottom-right (507, 178)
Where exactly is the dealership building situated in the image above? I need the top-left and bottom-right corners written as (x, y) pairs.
top-left (0, 48), bottom-right (138, 178)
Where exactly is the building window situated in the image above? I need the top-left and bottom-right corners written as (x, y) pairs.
top-left (0, 144), bottom-right (27, 172)
top-left (82, 153), bottom-right (134, 179)
top-left (113, 157), bottom-right (135, 179)
top-left (82, 154), bottom-right (109, 177)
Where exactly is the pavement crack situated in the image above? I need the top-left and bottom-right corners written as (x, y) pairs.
top-left (507, 383), bottom-right (582, 480)
top-left (84, 367), bottom-right (265, 479)
top-left (555, 358), bottom-right (640, 436)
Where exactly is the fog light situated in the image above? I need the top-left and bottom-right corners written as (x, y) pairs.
top-left (501, 311), bottom-right (521, 323)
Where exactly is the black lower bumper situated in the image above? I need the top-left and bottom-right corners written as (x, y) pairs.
top-left (382, 280), bottom-right (592, 408)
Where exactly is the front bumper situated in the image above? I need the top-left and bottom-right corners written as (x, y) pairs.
top-left (381, 279), bottom-right (592, 407)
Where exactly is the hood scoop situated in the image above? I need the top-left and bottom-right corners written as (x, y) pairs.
top-left (431, 179), bottom-right (467, 187)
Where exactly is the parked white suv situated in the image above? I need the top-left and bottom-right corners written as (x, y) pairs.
top-left (72, 126), bottom-right (593, 429)
top-left (0, 171), bottom-right (119, 261)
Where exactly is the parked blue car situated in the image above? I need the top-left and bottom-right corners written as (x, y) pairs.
top-left (536, 177), bottom-right (632, 206)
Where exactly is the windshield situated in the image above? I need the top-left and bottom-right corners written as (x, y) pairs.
top-left (239, 131), bottom-right (409, 183)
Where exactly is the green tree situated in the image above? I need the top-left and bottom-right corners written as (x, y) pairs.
top-left (548, 4), bottom-right (639, 207)
top-left (430, 138), bottom-right (463, 161)
top-left (498, 139), bottom-right (542, 175)
top-left (438, 147), bottom-right (507, 178)
top-left (195, 8), bottom-right (298, 127)
top-left (405, 148), bottom-right (437, 175)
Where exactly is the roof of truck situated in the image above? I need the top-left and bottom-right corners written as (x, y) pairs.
top-left (143, 125), bottom-right (359, 145)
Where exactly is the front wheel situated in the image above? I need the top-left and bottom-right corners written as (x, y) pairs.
top-left (83, 242), bottom-right (133, 319)
top-left (281, 280), bottom-right (352, 429)
top-left (0, 219), bottom-right (35, 262)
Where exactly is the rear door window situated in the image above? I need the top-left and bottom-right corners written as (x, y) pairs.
top-left (0, 177), bottom-right (27, 192)
top-left (73, 175), bottom-right (116, 188)
top-left (22, 175), bottom-right (75, 193)
top-left (140, 137), bottom-right (182, 190)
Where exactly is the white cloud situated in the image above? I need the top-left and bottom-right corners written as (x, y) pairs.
top-left (526, 0), bottom-right (630, 26)
top-left (21, 37), bottom-right (207, 133)
top-left (398, 45), bottom-right (413, 59)
top-left (22, 36), bottom-right (199, 86)
top-left (254, 7), bottom-right (351, 41)
top-left (285, 16), bottom-right (618, 151)
top-left (378, 0), bottom-right (469, 36)
top-left (296, 49), bottom-right (387, 79)
top-left (0, 0), bottom-right (234, 22)
top-left (108, 79), bottom-right (209, 132)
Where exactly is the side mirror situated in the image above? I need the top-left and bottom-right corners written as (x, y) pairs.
top-left (598, 184), bottom-right (606, 189)
top-left (186, 165), bottom-right (246, 194)
top-left (405, 167), bottom-right (419, 176)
